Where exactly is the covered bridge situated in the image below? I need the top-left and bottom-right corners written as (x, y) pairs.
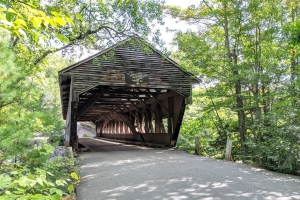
top-left (58, 37), bottom-right (199, 150)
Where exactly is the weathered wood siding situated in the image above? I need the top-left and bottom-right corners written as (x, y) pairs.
top-left (61, 44), bottom-right (192, 97)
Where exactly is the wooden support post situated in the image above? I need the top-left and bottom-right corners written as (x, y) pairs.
top-left (195, 136), bottom-right (200, 155)
top-left (136, 111), bottom-right (141, 132)
top-left (145, 113), bottom-right (149, 133)
top-left (168, 97), bottom-right (173, 134)
top-left (116, 113), bottom-right (140, 140)
top-left (172, 96), bottom-right (186, 145)
top-left (64, 76), bottom-right (79, 151)
top-left (100, 120), bottom-right (109, 134)
top-left (119, 121), bottom-right (121, 134)
top-left (155, 118), bottom-right (160, 133)
top-left (70, 101), bottom-right (78, 151)
top-left (96, 121), bottom-right (104, 137)
top-left (121, 121), bottom-right (124, 134)
top-left (149, 110), bottom-right (154, 133)
top-left (225, 138), bottom-right (233, 161)
top-left (156, 105), bottom-right (165, 133)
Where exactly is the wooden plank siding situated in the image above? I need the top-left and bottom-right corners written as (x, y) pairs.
top-left (63, 48), bottom-right (192, 96)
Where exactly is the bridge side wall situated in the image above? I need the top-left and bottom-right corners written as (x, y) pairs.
top-left (100, 133), bottom-right (172, 145)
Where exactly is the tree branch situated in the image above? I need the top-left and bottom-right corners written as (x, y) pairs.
top-left (0, 101), bottom-right (16, 110)
top-left (202, 0), bottom-right (225, 29)
top-left (33, 25), bottom-right (123, 65)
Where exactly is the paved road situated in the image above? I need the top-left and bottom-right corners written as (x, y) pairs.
top-left (76, 138), bottom-right (300, 200)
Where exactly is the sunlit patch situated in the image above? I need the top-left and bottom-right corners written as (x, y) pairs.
top-left (169, 195), bottom-right (189, 199)
top-left (81, 174), bottom-right (96, 180)
top-left (167, 192), bottom-right (179, 195)
top-left (196, 183), bottom-right (210, 188)
top-left (101, 186), bottom-right (131, 193)
top-left (201, 197), bottom-right (221, 200)
top-left (211, 182), bottom-right (228, 188)
top-left (183, 188), bottom-right (196, 192)
top-left (109, 193), bottom-right (121, 197)
top-left (225, 191), bottom-right (253, 197)
top-left (133, 183), bottom-right (148, 189)
top-left (146, 186), bottom-right (157, 192)
top-left (251, 167), bottom-right (265, 172)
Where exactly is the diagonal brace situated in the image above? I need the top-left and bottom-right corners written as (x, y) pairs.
top-left (78, 88), bottom-right (105, 118)
top-left (146, 89), bottom-right (168, 112)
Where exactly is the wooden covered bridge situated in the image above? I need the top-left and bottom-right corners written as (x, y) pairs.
top-left (59, 37), bottom-right (199, 150)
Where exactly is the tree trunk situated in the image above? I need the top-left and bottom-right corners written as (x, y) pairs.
top-left (223, 3), bottom-right (247, 151)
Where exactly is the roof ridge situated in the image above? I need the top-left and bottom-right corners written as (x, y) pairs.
top-left (58, 36), bottom-right (200, 82)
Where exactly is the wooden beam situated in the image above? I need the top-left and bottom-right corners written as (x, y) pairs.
top-left (133, 94), bottom-right (156, 115)
top-left (78, 88), bottom-right (105, 118)
top-left (70, 101), bottom-right (78, 150)
top-left (168, 97), bottom-right (173, 134)
top-left (126, 90), bottom-right (179, 112)
top-left (128, 99), bottom-right (144, 116)
top-left (172, 96), bottom-right (186, 145)
top-left (156, 104), bottom-right (166, 133)
top-left (146, 89), bottom-right (168, 112)
top-left (120, 102), bottom-right (136, 117)
top-left (115, 105), bottom-right (132, 122)
top-left (115, 113), bottom-right (140, 140)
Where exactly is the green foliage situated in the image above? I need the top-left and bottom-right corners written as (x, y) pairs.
top-left (0, 1), bottom-right (73, 43)
top-left (0, 0), bottom-right (165, 198)
top-left (0, 151), bottom-right (80, 200)
top-left (0, 29), bottom-right (76, 198)
top-left (1, 0), bottom-right (165, 65)
top-left (0, 29), bottom-right (65, 163)
top-left (169, 0), bottom-right (300, 175)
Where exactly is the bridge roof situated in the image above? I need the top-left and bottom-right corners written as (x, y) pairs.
top-left (58, 37), bottom-right (199, 121)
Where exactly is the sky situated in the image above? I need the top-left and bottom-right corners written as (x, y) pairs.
top-left (160, 0), bottom-right (198, 48)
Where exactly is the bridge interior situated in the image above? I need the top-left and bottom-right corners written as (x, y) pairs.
top-left (59, 37), bottom-right (198, 150)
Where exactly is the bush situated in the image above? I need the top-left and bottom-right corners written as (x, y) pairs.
top-left (0, 146), bottom-right (80, 200)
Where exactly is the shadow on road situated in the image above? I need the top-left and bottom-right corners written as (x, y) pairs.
top-left (77, 138), bottom-right (300, 200)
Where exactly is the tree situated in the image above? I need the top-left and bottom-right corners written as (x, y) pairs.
top-left (167, 0), bottom-right (300, 174)
top-left (1, 0), bottom-right (164, 65)
top-left (1, 0), bottom-right (166, 197)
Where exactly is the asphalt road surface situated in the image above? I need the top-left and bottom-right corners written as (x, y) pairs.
top-left (76, 138), bottom-right (300, 200)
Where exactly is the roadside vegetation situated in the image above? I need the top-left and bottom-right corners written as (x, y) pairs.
top-left (1, 1), bottom-right (300, 199)
top-left (0, 0), bottom-right (163, 198)
top-left (169, 0), bottom-right (300, 175)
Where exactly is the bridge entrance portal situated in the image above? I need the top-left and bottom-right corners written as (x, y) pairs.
top-left (58, 37), bottom-right (199, 150)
